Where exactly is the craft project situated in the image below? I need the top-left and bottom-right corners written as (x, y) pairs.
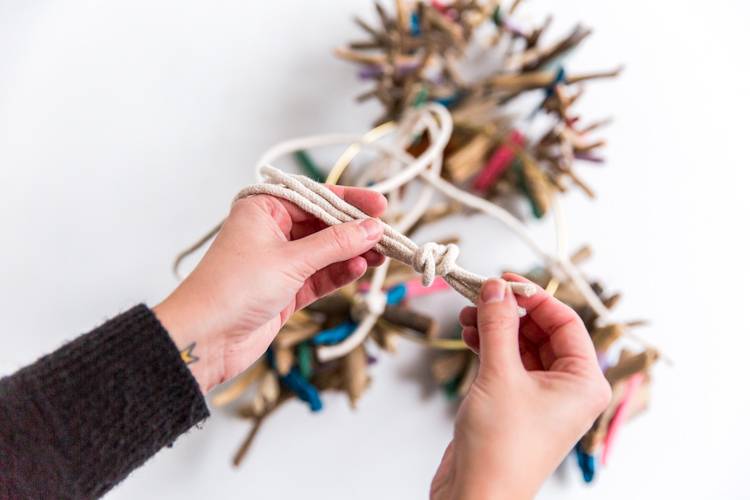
top-left (238, 165), bottom-right (537, 307)
top-left (177, 0), bottom-right (661, 484)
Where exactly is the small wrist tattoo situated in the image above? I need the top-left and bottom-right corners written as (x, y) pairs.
top-left (179, 341), bottom-right (200, 365)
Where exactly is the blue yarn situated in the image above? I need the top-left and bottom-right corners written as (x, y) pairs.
top-left (544, 66), bottom-right (567, 98)
top-left (554, 66), bottom-right (567, 84)
top-left (280, 367), bottom-right (323, 412)
top-left (310, 287), bottom-right (405, 346)
top-left (526, 66), bottom-right (568, 121)
top-left (575, 443), bottom-right (596, 483)
top-left (311, 320), bottom-right (358, 345)
top-left (432, 92), bottom-right (462, 109)
top-left (386, 283), bottom-right (407, 305)
top-left (266, 349), bottom-right (323, 412)
top-left (410, 12), bottom-right (421, 36)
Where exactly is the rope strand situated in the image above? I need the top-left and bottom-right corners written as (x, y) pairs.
top-left (171, 103), bottom-right (669, 360)
top-left (237, 165), bottom-right (538, 305)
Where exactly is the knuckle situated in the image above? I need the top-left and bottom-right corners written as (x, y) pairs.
top-left (230, 196), bottom-right (264, 218)
top-left (479, 308), bottom-right (516, 332)
top-left (329, 223), bottom-right (355, 253)
top-left (572, 314), bottom-right (587, 333)
top-left (587, 376), bottom-right (613, 415)
top-left (229, 197), bottom-right (252, 216)
top-left (287, 249), bottom-right (318, 278)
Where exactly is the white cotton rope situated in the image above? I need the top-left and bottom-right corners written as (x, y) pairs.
top-left (317, 109), bottom-right (448, 362)
top-left (248, 104), bottom-right (613, 323)
top-left (174, 103), bottom-right (618, 361)
top-left (235, 165), bottom-right (538, 306)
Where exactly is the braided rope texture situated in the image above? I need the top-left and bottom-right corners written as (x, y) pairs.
top-left (236, 165), bottom-right (537, 305)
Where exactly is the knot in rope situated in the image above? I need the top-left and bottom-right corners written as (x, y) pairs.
top-left (234, 165), bottom-right (537, 306)
top-left (412, 242), bottom-right (459, 287)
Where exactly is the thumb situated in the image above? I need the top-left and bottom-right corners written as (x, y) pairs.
top-left (476, 278), bottom-right (522, 375)
top-left (288, 218), bottom-right (383, 277)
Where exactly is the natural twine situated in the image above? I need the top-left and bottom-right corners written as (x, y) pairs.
top-left (236, 165), bottom-right (537, 305)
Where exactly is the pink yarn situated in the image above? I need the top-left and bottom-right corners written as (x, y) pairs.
top-left (473, 130), bottom-right (525, 193)
top-left (358, 276), bottom-right (450, 298)
top-left (404, 276), bottom-right (450, 297)
top-left (601, 373), bottom-right (645, 465)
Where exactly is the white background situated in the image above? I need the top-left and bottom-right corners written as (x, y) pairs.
top-left (1, 1), bottom-right (748, 498)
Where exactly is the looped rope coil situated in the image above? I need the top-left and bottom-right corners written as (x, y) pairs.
top-left (236, 165), bottom-right (537, 305)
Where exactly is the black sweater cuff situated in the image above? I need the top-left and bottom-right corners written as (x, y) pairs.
top-left (0, 304), bottom-right (210, 499)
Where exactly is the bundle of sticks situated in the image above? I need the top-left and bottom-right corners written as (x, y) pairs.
top-left (428, 244), bottom-right (658, 482)
top-left (215, 241), bottom-right (657, 482)
top-left (337, 0), bottom-right (621, 217)
top-left (205, 0), bottom-right (659, 485)
top-left (213, 258), bottom-right (453, 466)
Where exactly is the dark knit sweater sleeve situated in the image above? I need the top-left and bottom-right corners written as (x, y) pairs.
top-left (0, 304), bottom-right (210, 499)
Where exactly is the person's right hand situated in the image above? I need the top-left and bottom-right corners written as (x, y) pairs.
top-left (430, 274), bottom-right (612, 500)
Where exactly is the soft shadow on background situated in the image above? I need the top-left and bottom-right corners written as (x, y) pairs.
top-left (0, 1), bottom-right (748, 499)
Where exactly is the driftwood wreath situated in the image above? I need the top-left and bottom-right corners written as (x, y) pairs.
top-left (175, 0), bottom-right (662, 483)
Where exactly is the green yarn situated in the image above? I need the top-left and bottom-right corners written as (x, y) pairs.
top-left (293, 150), bottom-right (325, 182)
top-left (297, 342), bottom-right (313, 380)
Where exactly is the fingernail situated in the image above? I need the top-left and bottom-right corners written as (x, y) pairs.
top-left (481, 278), bottom-right (506, 303)
top-left (358, 218), bottom-right (382, 240)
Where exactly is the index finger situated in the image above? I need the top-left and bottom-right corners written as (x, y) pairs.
top-left (503, 272), bottom-right (599, 371)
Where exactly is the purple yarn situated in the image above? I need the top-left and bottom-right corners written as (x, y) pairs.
top-left (574, 152), bottom-right (605, 163)
top-left (597, 353), bottom-right (610, 372)
top-left (357, 62), bottom-right (421, 80)
top-left (502, 20), bottom-right (527, 37)
top-left (358, 65), bottom-right (382, 79)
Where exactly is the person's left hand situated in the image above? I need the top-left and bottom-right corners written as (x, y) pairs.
top-left (154, 186), bottom-right (387, 393)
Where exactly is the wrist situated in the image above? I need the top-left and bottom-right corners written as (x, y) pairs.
top-left (153, 288), bottom-right (225, 394)
top-left (451, 447), bottom-right (538, 500)
top-left (452, 471), bottom-right (534, 500)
